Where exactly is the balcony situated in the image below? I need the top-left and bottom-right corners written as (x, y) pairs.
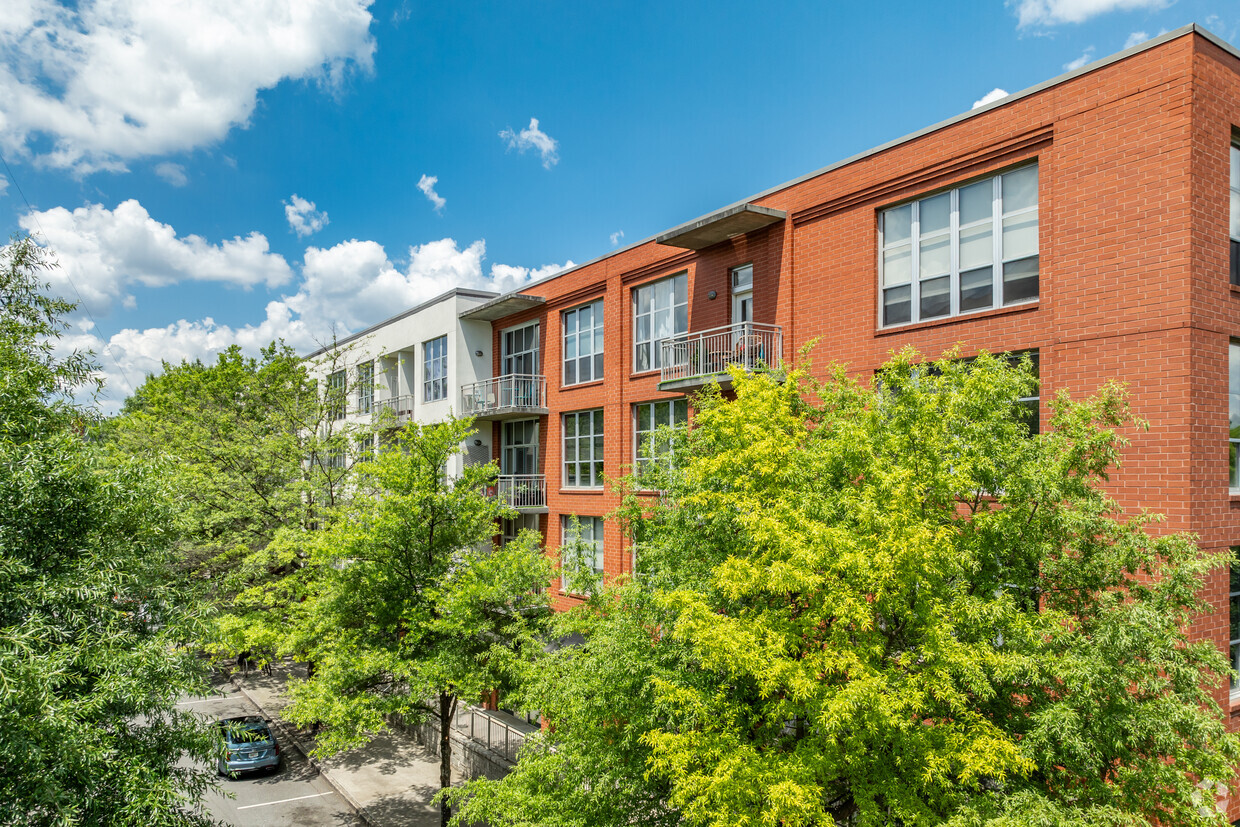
top-left (372, 394), bottom-right (416, 423)
top-left (658, 322), bottom-right (782, 391)
top-left (493, 474), bottom-right (548, 513)
top-left (461, 375), bottom-right (549, 420)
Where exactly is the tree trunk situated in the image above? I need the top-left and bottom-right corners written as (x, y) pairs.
top-left (439, 691), bottom-right (457, 827)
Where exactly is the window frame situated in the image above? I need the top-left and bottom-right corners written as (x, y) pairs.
top-left (633, 398), bottom-right (689, 478)
top-left (562, 408), bottom-right (605, 489)
top-left (327, 369), bottom-right (347, 421)
top-left (502, 321), bottom-right (540, 376)
top-left (560, 515), bottom-right (605, 593)
top-left (1230, 340), bottom-right (1240, 492)
top-left (562, 299), bottom-right (604, 386)
top-left (1230, 142), bottom-right (1239, 286)
top-left (633, 272), bottom-right (689, 374)
top-left (423, 334), bottom-right (448, 403)
top-left (878, 163), bottom-right (1039, 328)
top-left (1231, 550), bottom-right (1240, 696)
top-left (356, 361), bottom-right (374, 415)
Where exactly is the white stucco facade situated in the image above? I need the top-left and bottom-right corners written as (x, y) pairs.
top-left (305, 288), bottom-right (498, 479)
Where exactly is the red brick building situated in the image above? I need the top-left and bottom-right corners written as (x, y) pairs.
top-left (456, 23), bottom-right (1240, 800)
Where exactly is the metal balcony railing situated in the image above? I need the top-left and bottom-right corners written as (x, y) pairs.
top-left (493, 474), bottom-right (547, 510)
top-left (452, 704), bottom-right (538, 764)
top-left (372, 394), bottom-right (415, 421)
top-left (659, 322), bottom-right (782, 384)
top-left (460, 374), bottom-right (547, 418)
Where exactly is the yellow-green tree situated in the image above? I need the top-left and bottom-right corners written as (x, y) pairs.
top-left (449, 350), bottom-right (1239, 827)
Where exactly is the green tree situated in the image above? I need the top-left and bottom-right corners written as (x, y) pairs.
top-left (283, 416), bottom-right (552, 827)
top-left (0, 236), bottom-right (218, 826)
top-left (110, 337), bottom-right (373, 667)
top-left (449, 350), bottom-right (1240, 827)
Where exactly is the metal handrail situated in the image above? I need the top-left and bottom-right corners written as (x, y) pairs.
top-left (659, 322), bottom-right (782, 383)
top-left (460, 374), bottom-right (547, 416)
top-left (372, 394), bottom-right (415, 420)
top-left (452, 704), bottom-right (536, 764)
top-left (495, 474), bottom-right (546, 509)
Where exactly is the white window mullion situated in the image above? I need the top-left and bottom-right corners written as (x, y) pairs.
top-left (911, 200), bottom-right (921, 324)
top-left (949, 188), bottom-right (960, 317)
top-left (992, 176), bottom-right (1003, 309)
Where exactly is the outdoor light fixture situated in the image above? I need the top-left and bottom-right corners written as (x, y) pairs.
top-left (475, 350), bottom-right (483, 357)
top-left (707, 290), bottom-right (717, 299)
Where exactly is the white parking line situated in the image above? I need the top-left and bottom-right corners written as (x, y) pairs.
top-left (175, 698), bottom-right (229, 705)
top-left (236, 792), bottom-right (336, 810)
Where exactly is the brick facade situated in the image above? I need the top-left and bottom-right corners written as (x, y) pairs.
top-left (461, 25), bottom-right (1240, 814)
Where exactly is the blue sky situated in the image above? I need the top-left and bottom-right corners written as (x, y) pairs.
top-left (1, 0), bottom-right (1236, 411)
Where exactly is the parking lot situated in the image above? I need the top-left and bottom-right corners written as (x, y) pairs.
top-left (179, 678), bottom-right (361, 827)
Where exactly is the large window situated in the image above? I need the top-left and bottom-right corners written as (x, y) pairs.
top-left (501, 513), bottom-right (541, 546)
top-left (1231, 341), bottom-right (1240, 490)
top-left (634, 273), bottom-right (688, 372)
top-left (563, 300), bottom-right (603, 385)
top-left (503, 322), bottom-right (540, 375)
top-left (634, 398), bottom-right (689, 476)
top-left (561, 516), bottom-right (604, 591)
top-left (356, 361), bottom-right (373, 414)
top-left (1232, 553), bottom-right (1240, 693)
top-left (1231, 143), bottom-right (1239, 286)
top-left (563, 409), bottom-right (604, 488)
top-left (880, 165), bottom-right (1038, 327)
top-left (327, 369), bottom-right (346, 421)
top-left (423, 335), bottom-right (447, 402)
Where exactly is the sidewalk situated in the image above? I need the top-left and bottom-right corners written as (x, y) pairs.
top-left (227, 661), bottom-right (457, 827)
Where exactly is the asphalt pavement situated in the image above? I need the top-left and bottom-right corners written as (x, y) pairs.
top-left (179, 678), bottom-right (363, 827)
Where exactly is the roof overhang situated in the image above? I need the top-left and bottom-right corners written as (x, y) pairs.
top-left (656, 203), bottom-right (787, 250)
top-left (459, 293), bottom-right (546, 322)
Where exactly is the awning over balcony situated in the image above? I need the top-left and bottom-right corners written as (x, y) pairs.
top-left (655, 204), bottom-right (786, 250)
top-left (459, 293), bottom-right (546, 322)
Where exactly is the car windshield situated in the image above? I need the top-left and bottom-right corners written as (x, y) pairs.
top-left (223, 722), bottom-right (271, 745)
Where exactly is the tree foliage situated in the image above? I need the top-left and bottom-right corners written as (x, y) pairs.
top-left (0, 236), bottom-right (218, 826)
top-left (449, 350), bottom-right (1239, 827)
top-left (282, 416), bottom-right (552, 826)
top-left (109, 338), bottom-right (373, 665)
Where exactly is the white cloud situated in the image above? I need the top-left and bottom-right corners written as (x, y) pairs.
top-left (610, 230), bottom-right (624, 246)
top-left (499, 117), bottom-right (560, 169)
top-left (20, 200), bottom-right (574, 412)
top-left (417, 174), bottom-right (446, 214)
top-left (1013, 0), bottom-right (1168, 28)
top-left (1124, 30), bottom-right (1150, 48)
top-left (154, 161), bottom-right (188, 187)
top-left (19, 199), bottom-right (294, 315)
top-left (0, 175), bottom-right (8, 197)
top-left (972, 88), bottom-right (1010, 109)
top-left (1064, 47), bottom-right (1095, 70)
top-left (284, 194), bottom-right (329, 237)
top-left (0, 0), bottom-right (376, 173)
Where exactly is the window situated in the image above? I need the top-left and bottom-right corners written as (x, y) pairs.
top-left (357, 361), bottom-right (374, 414)
top-left (634, 273), bottom-right (688, 372)
top-left (563, 300), bottom-right (603, 385)
top-left (732, 264), bottom-right (753, 326)
top-left (634, 398), bottom-right (689, 475)
top-left (501, 513), bottom-right (541, 546)
top-left (563, 409), bottom-right (604, 488)
top-left (1231, 341), bottom-right (1240, 490)
top-left (327, 369), bottom-right (346, 421)
top-left (503, 322), bottom-right (540, 376)
top-left (561, 516), bottom-right (604, 591)
top-left (1231, 143), bottom-right (1239, 286)
top-left (1231, 555), bottom-right (1240, 693)
top-left (880, 164), bottom-right (1038, 327)
top-left (1012, 351), bottom-right (1040, 436)
top-left (355, 435), bottom-right (373, 462)
top-left (501, 419), bottom-right (539, 476)
top-left (423, 335), bottom-right (447, 402)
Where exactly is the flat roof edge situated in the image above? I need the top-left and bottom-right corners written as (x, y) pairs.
top-left (303, 287), bottom-right (498, 359)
